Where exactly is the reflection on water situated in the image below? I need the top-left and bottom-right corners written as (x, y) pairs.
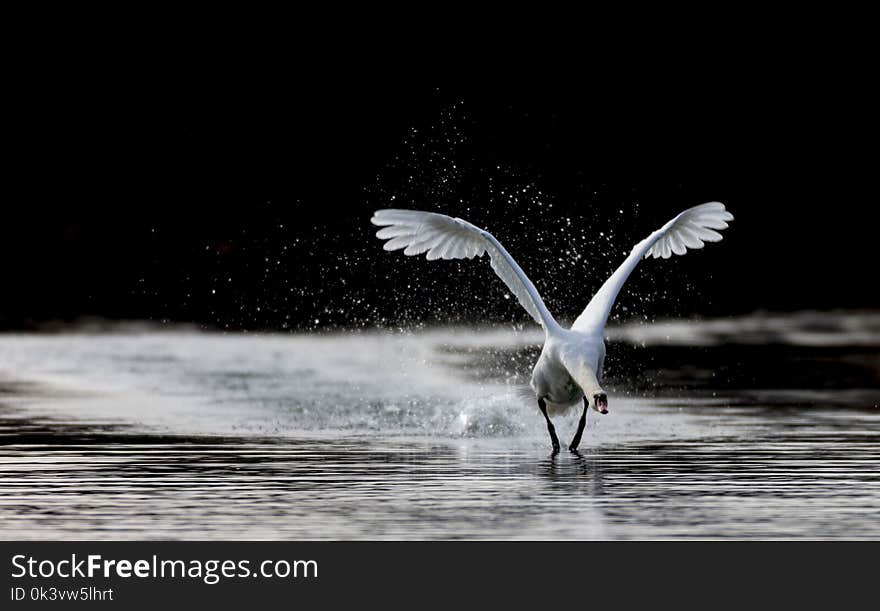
top-left (2, 423), bottom-right (879, 540)
top-left (0, 315), bottom-right (879, 540)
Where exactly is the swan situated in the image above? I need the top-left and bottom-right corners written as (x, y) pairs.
top-left (371, 202), bottom-right (734, 452)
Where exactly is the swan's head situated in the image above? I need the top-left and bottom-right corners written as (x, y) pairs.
top-left (566, 358), bottom-right (609, 415)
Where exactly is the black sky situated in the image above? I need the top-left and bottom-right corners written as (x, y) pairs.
top-left (4, 55), bottom-right (877, 330)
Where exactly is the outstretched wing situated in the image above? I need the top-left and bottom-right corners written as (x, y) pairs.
top-left (571, 202), bottom-right (734, 334)
top-left (371, 209), bottom-right (559, 330)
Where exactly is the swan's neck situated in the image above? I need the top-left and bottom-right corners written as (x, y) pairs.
top-left (568, 360), bottom-right (604, 399)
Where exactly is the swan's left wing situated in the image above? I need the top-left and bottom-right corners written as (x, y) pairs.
top-left (571, 202), bottom-right (733, 334)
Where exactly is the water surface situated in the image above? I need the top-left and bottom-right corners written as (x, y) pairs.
top-left (1, 314), bottom-right (878, 539)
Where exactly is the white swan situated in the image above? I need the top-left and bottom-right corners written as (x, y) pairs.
top-left (371, 202), bottom-right (734, 451)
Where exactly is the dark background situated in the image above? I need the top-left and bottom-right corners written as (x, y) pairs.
top-left (5, 49), bottom-right (876, 331)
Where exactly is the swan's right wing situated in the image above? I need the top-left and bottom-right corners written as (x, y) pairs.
top-left (371, 209), bottom-right (558, 330)
top-left (572, 202), bottom-right (733, 334)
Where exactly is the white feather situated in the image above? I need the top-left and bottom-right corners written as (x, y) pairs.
top-left (371, 209), bottom-right (559, 330)
top-left (572, 202), bottom-right (734, 333)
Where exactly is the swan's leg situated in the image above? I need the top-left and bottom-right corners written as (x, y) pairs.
top-left (569, 397), bottom-right (588, 452)
top-left (538, 398), bottom-right (560, 453)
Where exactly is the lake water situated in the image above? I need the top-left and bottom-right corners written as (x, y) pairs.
top-left (1, 313), bottom-right (879, 539)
